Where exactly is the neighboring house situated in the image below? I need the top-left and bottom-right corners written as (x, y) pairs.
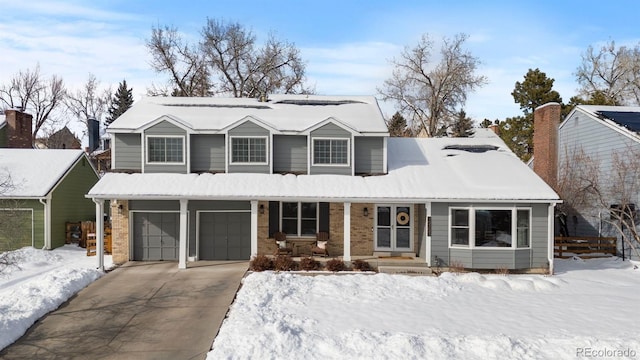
top-left (0, 149), bottom-right (99, 251)
top-left (533, 103), bottom-right (640, 258)
top-left (43, 126), bottom-right (82, 149)
top-left (87, 95), bottom-right (559, 271)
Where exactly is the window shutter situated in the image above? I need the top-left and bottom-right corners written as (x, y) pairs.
top-left (319, 202), bottom-right (330, 233)
top-left (268, 201), bottom-right (280, 237)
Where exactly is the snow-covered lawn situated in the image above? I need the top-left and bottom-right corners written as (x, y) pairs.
top-left (0, 245), bottom-right (113, 350)
top-left (1, 246), bottom-right (638, 359)
top-left (210, 258), bottom-right (640, 360)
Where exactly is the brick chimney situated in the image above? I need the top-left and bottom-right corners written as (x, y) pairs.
top-left (533, 102), bottom-right (560, 189)
top-left (488, 123), bottom-right (500, 135)
top-left (4, 109), bottom-right (33, 148)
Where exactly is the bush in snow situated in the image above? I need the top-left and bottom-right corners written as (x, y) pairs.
top-left (250, 255), bottom-right (274, 272)
top-left (325, 258), bottom-right (346, 272)
top-left (299, 256), bottom-right (320, 271)
top-left (274, 255), bottom-right (297, 271)
top-left (351, 259), bottom-right (373, 272)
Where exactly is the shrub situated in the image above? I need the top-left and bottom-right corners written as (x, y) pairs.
top-left (325, 258), bottom-right (346, 272)
top-left (250, 255), bottom-right (273, 272)
top-left (274, 255), bottom-right (297, 271)
top-left (449, 260), bottom-right (465, 273)
top-left (299, 256), bottom-right (320, 271)
top-left (494, 266), bottom-right (509, 276)
top-left (351, 259), bottom-right (372, 272)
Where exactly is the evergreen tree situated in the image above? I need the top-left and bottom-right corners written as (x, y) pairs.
top-left (498, 115), bottom-right (531, 161)
top-left (106, 80), bottom-right (134, 125)
top-left (450, 109), bottom-right (475, 137)
top-left (386, 112), bottom-right (411, 137)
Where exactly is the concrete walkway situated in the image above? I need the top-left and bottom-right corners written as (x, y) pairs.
top-left (0, 261), bottom-right (248, 360)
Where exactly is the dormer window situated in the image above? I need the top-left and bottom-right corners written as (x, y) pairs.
top-left (313, 138), bottom-right (349, 166)
top-left (147, 135), bottom-right (184, 164)
top-left (231, 136), bottom-right (268, 164)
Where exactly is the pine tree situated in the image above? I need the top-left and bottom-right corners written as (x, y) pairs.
top-left (450, 109), bottom-right (475, 137)
top-left (106, 80), bottom-right (134, 125)
top-left (386, 112), bottom-right (411, 137)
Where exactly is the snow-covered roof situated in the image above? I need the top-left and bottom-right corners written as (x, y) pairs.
top-left (0, 149), bottom-right (86, 197)
top-left (88, 135), bottom-right (559, 202)
top-left (108, 95), bottom-right (389, 134)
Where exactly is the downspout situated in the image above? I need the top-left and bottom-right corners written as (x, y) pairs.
top-left (548, 203), bottom-right (556, 275)
top-left (39, 198), bottom-right (51, 250)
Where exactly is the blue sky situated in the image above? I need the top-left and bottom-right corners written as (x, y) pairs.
top-left (1, 0), bottom-right (639, 123)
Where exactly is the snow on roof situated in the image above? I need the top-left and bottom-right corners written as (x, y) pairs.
top-left (0, 149), bottom-right (85, 197)
top-left (88, 136), bottom-right (559, 202)
top-left (108, 95), bottom-right (389, 134)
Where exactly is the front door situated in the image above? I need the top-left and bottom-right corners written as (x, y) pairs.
top-left (375, 205), bottom-right (412, 251)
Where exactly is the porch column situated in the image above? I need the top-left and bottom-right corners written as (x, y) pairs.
top-left (250, 200), bottom-right (258, 258)
top-left (93, 199), bottom-right (104, 271)
top-left (179, 199), bottom-right (188, 269)
top-left (425, 202), bottom-right (431, 266)
top-left (343, 202), bottom-right (351, 261)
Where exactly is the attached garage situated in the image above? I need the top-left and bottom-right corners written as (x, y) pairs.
top-left (132, 212), bottom-right (179, 261)
top-left (198, 211), bottom-right (251, 260)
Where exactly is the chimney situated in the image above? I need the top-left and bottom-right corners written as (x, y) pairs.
top-left (533, 102), bottom-right (560, 189)
top-left (4, 109), bottom-right (33, 148)
top-left (88, 118), bottom-right (100, 152)
top-left (488, 123), bottom-right (500, 135)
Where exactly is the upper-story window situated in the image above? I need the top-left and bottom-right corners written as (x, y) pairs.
top-left (313, 138), bottom-right (349, 166)
top-left (147, 135), bottom-right (184, 164)
top-left (231, 136), bottom-right (267, 164)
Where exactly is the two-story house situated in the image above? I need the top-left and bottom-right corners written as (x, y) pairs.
top-left (87, 95), bottom-right (560, 272)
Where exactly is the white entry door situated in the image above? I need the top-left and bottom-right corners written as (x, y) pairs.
top-left (375, 205), bottom-right (412, 251)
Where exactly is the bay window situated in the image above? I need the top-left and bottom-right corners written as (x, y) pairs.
top-left (449, 207), bottom-right (531, 248)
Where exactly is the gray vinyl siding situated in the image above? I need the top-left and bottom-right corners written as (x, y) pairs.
top-left (417, 205), bottom-right (426, 258)
top-left (130, 200), bottom-right (180, 211)
top-left (273, 135), bottom-right (307, 173)
top-left (113, 133), bottom-right (141, 170)
top-left (310, 123), bottom-right (352, 175)
top-left (228, 120), bottom-right (270, 174)
top-left (559, 110), bottom-right (640, 240)
top-left (144, 121), bottom-right (188, 174)
top-left (191, 134), bottom-right (225, 172)
top-left (355, 137), bottom-right (384, 174)
top-left (430, 202), bottom-right (550, 269)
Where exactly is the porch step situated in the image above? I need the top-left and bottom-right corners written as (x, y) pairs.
top-left (377, 266), bottom-right (433, 275)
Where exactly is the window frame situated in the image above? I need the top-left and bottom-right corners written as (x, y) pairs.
top-left (312, 137), bottom-right (350, 167)
top-left (145, 135), bottom-right (186, 165)
top-left (280, 201), bottom-right (318, 237)
top-left (229, 136), bottom-right (269, 165)
top-left (448, 206), bottom-right (532, 249)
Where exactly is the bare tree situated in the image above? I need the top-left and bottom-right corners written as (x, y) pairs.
top-left (558, 145), bottom-right (640, 259)
top-left (575, 40), bottom-right (640, 106)
top-left (147, 25), bottom-right (211, 96)
top-left (65, 73), bottom-right (112, 135)
top-left (378, 33), bottom-right (487, 137)
top-left (0, 65), bottom-right (66, 140)
top-left (146, 19), bottom-right (312, 98)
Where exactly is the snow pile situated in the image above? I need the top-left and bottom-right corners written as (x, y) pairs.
top-left (0, 245), bottom-right (113, 350)
top-left (210, 257), bottom-right (640, 360)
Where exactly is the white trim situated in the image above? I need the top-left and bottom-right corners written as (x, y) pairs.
top-left (425, 202), bottom-right (431, 265)
top-left (229, 135), bottom-right (269, 166)
top-left (179, 199), bottom-right (188, 269)
top-left (447, 206), bottom-right (533, 250)
top-left (93, 199), bottom-right (104, 271)
top-left (145, 135), bottom-right (186, 165)
top-left (251, 201), bottom-right (258, 258)
top-left (301, 117), bottom-right (360, 136)
top-left (383, 136), bottom-right (388, 174)
top-left (311, 137), bottom-right (351, 167)
top-left (128, 210), bottom-right (182, 262)
top-left (548, 203), bottom-right (556, 274)
top-left (0, 207), bottom-right (34, 247)
top-left (134, 114), bottom-right (194, 133)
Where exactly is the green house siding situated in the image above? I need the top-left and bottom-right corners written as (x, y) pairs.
top-left (0, 199), bottom-right (45, 250)
top-left (50, 156), bottom-right (100, 248)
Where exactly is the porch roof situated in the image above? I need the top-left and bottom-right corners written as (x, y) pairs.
top-left (88, 134), bottom-right (560, 203)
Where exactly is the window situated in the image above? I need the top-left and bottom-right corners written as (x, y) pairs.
top-left (147, 136), bottom-right (184, 163)
top-left (449, 207), bottom-right (531, 248)
top-left (313, 138), bottom-right (349, 165)
top-left (231, 137), bottom-right (267, 164)
top-left (281, 202), bottom-right (317, 236)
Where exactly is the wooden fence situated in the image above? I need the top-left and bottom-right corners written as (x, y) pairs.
top-left (554, 236), bottom-right (617, 258)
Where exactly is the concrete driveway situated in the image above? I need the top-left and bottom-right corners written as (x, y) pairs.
top-left (0, 261), bottom-right (248, 360)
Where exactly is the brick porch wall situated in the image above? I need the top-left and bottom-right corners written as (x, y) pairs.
top-left (110, 199), bottom-right (129, 264)
top-left (350, 203), bottom-right (374, 256)
top-left (257, 201), bottom-right (274, 255)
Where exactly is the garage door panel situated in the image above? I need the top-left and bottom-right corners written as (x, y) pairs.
top-left (133, 212), bottom-right (179, 261)
top-left (199, 212), bottom-right (250, 261)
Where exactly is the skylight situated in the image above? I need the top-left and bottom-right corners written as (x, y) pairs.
top-left (161, 103), bottom-right (272, 109)
top-left (273, 99), bottom-right (365, 106)
top-left (443, 144), bottom-right (499, 153)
